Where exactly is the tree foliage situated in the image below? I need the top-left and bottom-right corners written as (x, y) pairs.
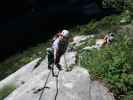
top-left (97, 0), bottom-right (133, 12)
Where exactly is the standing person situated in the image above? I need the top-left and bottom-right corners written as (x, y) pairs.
top-left (47, 29), bottom-right (70, 70)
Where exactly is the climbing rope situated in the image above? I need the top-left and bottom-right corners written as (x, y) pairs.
top-left (54, 71), bottom-right (60, 100)
top-left (38, 68), bottom-right (52, 100)
top-left (64, 54), bottom-right (69, 71)
top-left (38, 52), bottom-right (68, 100)
top-left (38, 66), bottom-right (61, 100)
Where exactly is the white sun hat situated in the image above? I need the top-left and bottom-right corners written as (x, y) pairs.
top-left (61, 30), bottom-right (70, 38)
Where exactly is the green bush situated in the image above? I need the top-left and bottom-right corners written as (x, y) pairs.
top-left (70, 20), bottom-right (97, 35)
top-left (80, 33), bottom-right (133, 100)
top-left (97, 15), bottom-right (121, 31)
top-left (79, 20), bottom-right (97, 35)
top-left (0, 85), bottom-right (16, 100)
top-left (122, 91), bottom-right (133, 100)
top-left (120, 10), bottom-right (132, 24)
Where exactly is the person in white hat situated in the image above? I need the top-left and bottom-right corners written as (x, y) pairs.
top-left (61, 30), bottom-right (69, 38)
top-left (48, 29), bottom-right (70, 70)
top-left (104, 32), bottom-right (114, 44)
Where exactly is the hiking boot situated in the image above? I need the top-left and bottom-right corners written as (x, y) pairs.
top-left (48, 65), bottom-right (52, 70)
top-left (52, 73), bottom-right (58, 77)
top-left (56, 64), bottom-right (62, 71)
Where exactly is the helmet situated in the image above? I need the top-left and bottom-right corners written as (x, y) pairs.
top-left (61, 30), bottom-right (69, 38)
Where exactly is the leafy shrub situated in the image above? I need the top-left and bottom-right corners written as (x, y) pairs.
top-left (122, 91), bottom-right (133, 100)
top-left (0, 85), bottom-right (16, 100)
top-left (120, 10), bottom-right (132, 24)
top-left (70, 20), bottom-right (97, 35)
top-left (80, 32), bottom-right (133, 100)
top-left (79, 20), bottom-right (97, 35)
top-left (97, 15), bottom-right (121, 31)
